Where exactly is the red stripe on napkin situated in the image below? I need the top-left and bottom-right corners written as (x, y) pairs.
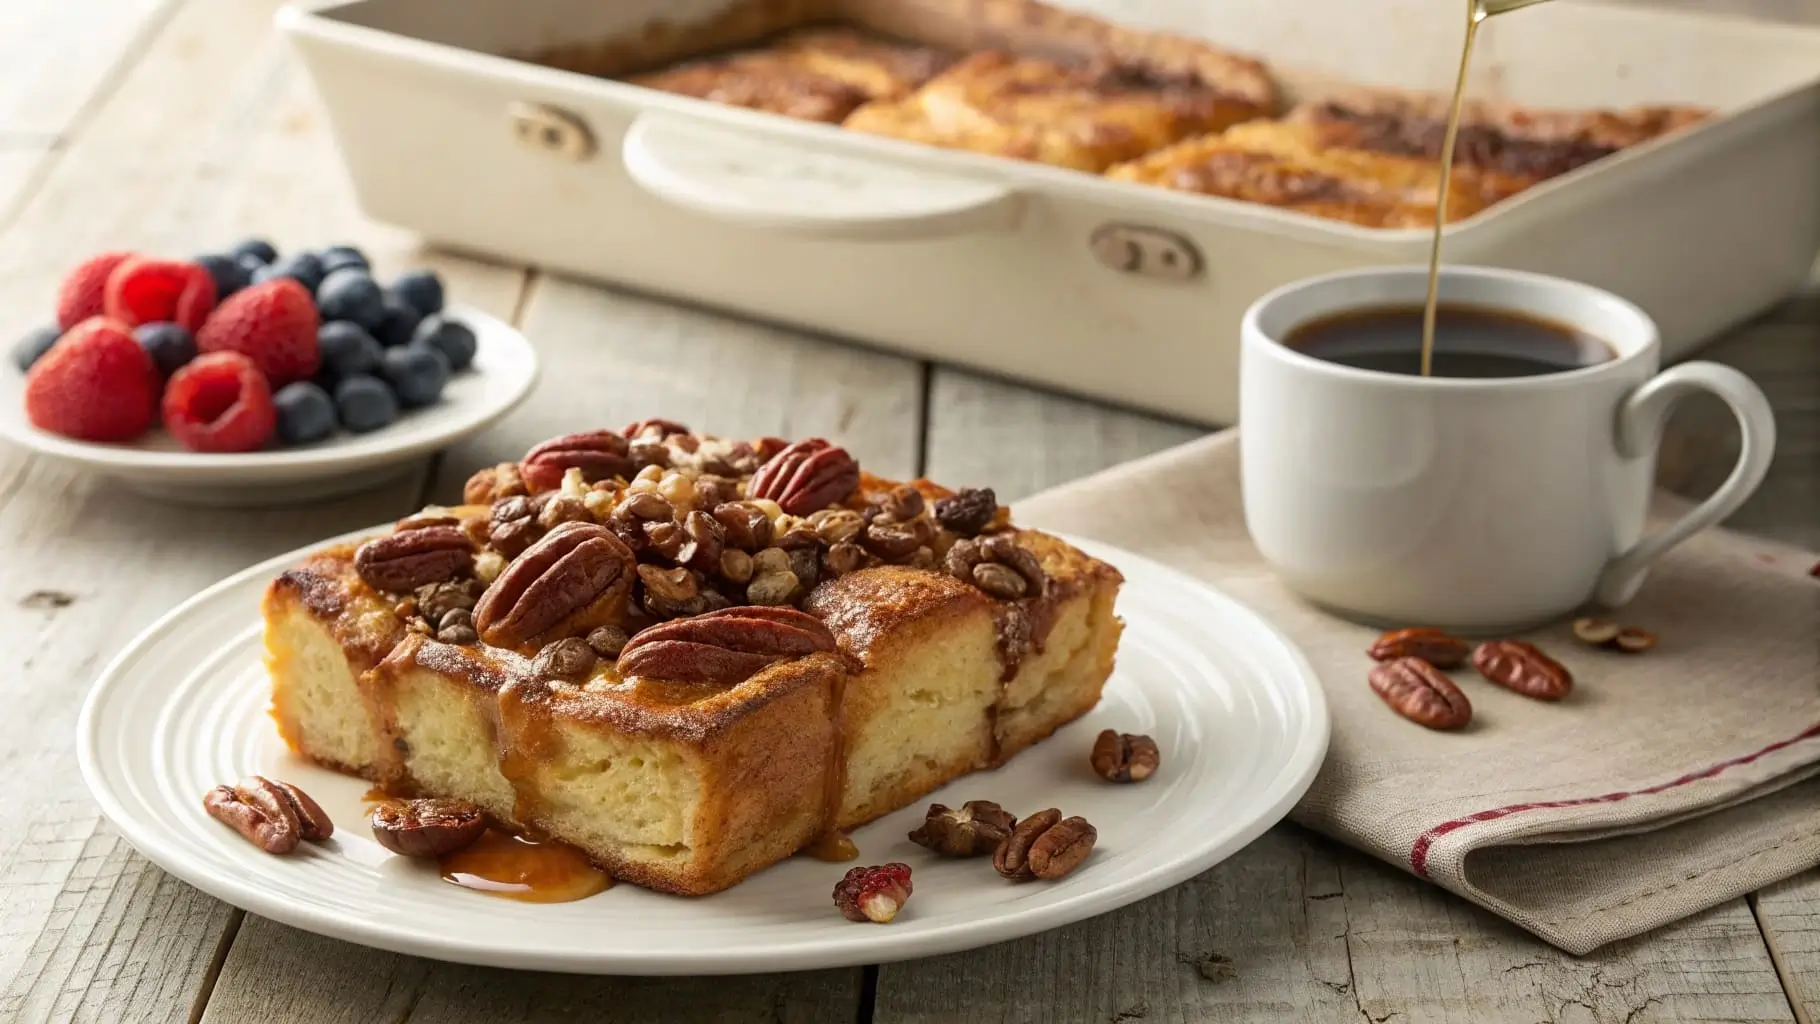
top-left (1409, 722), bottom-right (1820, 877)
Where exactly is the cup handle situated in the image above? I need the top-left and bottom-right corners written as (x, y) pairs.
top-left (1593, 362), bottom-right (1777, 607)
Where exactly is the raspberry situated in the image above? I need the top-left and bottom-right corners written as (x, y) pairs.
top-left (196, 278), bottom-right (320, 386)
top-left (162, 352), bottom-right (277, 453)
top-left (832, 862), bottom-right (913, 923)
top-left (23, 317), bottom-right (159, 442)
top-left (105, 257), bottom-right (218, 331)
top-left (55, 251), bottom-right (135, 330)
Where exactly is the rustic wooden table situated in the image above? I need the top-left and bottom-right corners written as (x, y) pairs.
top-left (1, 0), bottom-right (1815, 1021)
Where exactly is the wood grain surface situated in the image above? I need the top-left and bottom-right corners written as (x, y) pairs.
top-left (0, 0), bottom-right (1812, 1021)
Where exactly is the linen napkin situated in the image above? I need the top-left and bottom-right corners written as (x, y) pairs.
top-left (1017, 430), bottom-right (1820, 955)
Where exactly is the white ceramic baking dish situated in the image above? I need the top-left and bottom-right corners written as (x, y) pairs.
top-left (279, 0), bottom-right (1820, 424)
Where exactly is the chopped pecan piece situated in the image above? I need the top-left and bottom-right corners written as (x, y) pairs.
top-left (463, 462), bottom-right (527, 505)
top-left (354, 526), bottom-right (475, 594)
top-left (622, 418), bottom-right (691, 440)
top-left (934, 488), bottom-right (998, 536)
top-left (747, 438), bottom-right (860, 515)
top-left (521, 431), bottom-right (634, 492)
top-left (908, 800), bottom-right (1017, 857)
top-left (946, 534), bottom-right (1046, 600)
top-left (472, 522), bottom-right (636, 652)
top-left (616, 606), bottom-right (836, 686)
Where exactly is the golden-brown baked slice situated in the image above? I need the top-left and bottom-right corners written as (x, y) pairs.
top-left (263, 428), bottom-right (1124, 896)
top-left (1109, 92), bottom-right (1712, 225)
top-left (1283, 94), bottom-right (1712, 202)
top-left (1106, 119), bottom-right (1488, 228)
top-left (628, 27), bottom-right (957, 123)
top-left (843, 51), bottom-right (1269, 172)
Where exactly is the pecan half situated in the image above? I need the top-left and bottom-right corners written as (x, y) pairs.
top-left (1368, 657), bottom-right (1473, 729)
top-left (520, 431), bottom-right (633, 492)
top-left (1090, 730), bottom-right (1160, 782)
top-left (1472, 640), bottom-right (1573, 701)
top-left (1367, 627), bottom-right (1470, 669)
top-left (616, 606), bottom-right (836, 685)
top-left (354, 526), bottom-right (474, 594)
top-left (204, 777), bottom-right (331, 854)
top-left (369, 798), bottom-right (487, 858)
top-left (472, 522), bottom-right (636, 652)
top-left (746, 439), bottom-right (860, 515)
top-left (993, 808), bottom-right (1096, 881)
top-left (908, 800), bottom-right (1017, 857)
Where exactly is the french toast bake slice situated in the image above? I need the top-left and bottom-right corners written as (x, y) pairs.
top-left (1108, 93), bottom-right (1712, 225)
top-left (629, 26), bottom-right (958, 123)
top-left (264, 425), bottom-right (1123, 895)
top-left (842, 50), bottom-right (1271, 172)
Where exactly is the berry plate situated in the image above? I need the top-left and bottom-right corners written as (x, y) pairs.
top-left (76, 533), bottom-right (1329, 975)
top-left (0, 303), bottom-right (536, 507)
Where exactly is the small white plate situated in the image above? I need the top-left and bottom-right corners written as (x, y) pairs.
top-left (0, 304), bottom-right (537, 506)
top-left (77, 533), bottom-right (1329, 975)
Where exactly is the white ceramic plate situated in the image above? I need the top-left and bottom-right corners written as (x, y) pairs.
top-left (77, 532), bottom-right (1329, 975)
top-left (0, 304), bottom-right (537, 506)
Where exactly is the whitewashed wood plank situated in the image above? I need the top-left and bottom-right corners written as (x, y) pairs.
top-left (0, 0), bottom-right (177, 139)
top-left (873, 828), bottom-right (1358, 1024)
top-left (920, 370), bottom-right (1204, 504)
top-left (1757, 874), bottom-right (1820, 1023)
top-left (201, 915), bottom-right (865, 1024)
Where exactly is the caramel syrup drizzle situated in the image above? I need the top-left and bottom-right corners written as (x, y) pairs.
top-left (1420, 0), bottom-right (1554, 376)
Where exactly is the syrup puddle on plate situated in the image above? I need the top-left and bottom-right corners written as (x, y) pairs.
top-left (438, 829), bottom-right (612, 903)
top-left (802, 831), bottom-right (859, 862)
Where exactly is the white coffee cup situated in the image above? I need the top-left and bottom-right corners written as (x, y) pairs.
top-left (1239, 265), bottom-right (1776, 633)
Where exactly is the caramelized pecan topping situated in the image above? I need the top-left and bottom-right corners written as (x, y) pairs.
top-left (354, 526), bottom-right (475, 594)
top-left (520, 431), bottom-right (634, 492)
top-left (472, 522), bottom-right (636, 652)
top-left (617, 606), bottom-right (836, 686)
top-left (747, 438), bottom-right (860, 515)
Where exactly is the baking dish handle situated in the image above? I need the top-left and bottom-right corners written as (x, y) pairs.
top-left (620, 114), bottom-right (1023, 241)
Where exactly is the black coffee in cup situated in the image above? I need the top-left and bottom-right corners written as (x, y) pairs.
top-left (1283, 304), bottom-right (1615, 378)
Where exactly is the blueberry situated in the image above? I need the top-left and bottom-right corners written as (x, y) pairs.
top-left (253, 251), bottom-right (325, 294)
top-left (12, 324), bottom-right (61, 373)
top-left (372, 294), bottom-right (423, 348)
top-left (194, 253), bottom-right (252, 299)
top-left (133, 322), bottom-right (197, 378)
top-left (236, 252), bottom-right (268, 279)
top-left (410, 314), bottom-right (478, 372)
top-left (334, 375), bottom-right (401, 433)
top-left (273, 381), bottom-right (339, 446)
top-left (230, 238), bottom-right (279, 265)
top-left (389, 269), bottom-right (445, 317)
top-left (380, 345), bottom-right (450, 408)
top-left (317, 321), bottom-right (384, 381)
top-left (316, 269), bottom-right (386, 330)
top-left (317, 244), bottom-right (371, 275)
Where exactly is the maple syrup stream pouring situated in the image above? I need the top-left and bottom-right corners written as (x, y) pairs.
top-left (1419, 0), bottom-right (1555, 377)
